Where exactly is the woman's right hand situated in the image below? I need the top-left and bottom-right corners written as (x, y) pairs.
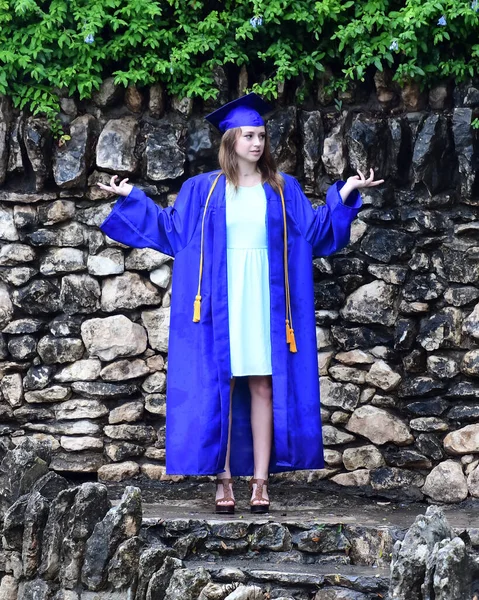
top-left (97, 175), bottom-right (133, 197)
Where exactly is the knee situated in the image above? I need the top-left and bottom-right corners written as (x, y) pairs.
top-left (250, 377), bottom-right (272, 403)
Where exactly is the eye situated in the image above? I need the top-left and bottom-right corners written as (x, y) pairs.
top-left (245, 134), bottom-right (252, 139)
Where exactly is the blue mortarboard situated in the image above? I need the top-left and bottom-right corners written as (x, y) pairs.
top-left (205, 92), bottom-right (272, 133)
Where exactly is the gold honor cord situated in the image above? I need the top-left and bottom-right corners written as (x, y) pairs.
top-left (193, 174), bottom-right (297, 353)
top-left (193, 172), bottom-right (223, 323)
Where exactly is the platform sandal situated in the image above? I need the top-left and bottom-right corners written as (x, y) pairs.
top-left (215, 478), bottom-right (235, 514)
top-left (249, 478), bottom-right (270, 514)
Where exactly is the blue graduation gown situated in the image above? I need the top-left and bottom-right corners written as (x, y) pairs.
top-left (100, 172), bottom-right (361, 475)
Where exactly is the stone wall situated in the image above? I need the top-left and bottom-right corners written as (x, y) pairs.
top-left (0, 76), bottom-right (479, 502)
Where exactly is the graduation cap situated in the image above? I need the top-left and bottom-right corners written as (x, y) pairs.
top-left (205, 92), bottom-right (272, 133)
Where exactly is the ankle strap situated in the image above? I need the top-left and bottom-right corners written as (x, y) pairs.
top-left (216, 478), bottom-right (233, 484)
top-left (249, 478), bottom-right (268, 488)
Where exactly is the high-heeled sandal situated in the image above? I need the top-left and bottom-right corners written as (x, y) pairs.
top-left (215, 478), bottom-right (235, 514)
top-left (249, 478), bottom-right (270, 514)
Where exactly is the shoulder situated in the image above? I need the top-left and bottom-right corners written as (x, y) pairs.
top-left (185, 171), bottom-right (223, 188)
top-left (279, 172), bottom-right (304, 196)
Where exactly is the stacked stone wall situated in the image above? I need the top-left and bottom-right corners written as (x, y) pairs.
top-left (0, 76), bottom-right (479, 502)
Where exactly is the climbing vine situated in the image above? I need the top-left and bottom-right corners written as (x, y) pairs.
top-left (0, 0), bottom-right (478, 133)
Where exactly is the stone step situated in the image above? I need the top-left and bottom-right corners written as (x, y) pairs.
top-left (186, 559), bottom-right (390, 599)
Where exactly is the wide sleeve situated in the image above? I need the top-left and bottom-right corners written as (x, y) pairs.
top-left (289, 177), bottom-right (362, 257)
top-left (99, 178), bottom-right (201, 257)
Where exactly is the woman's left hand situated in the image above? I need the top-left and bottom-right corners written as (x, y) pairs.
top-left (346, 168), bottom-right (384, 190)
top-left (340, 168), bottom-right (384, 204)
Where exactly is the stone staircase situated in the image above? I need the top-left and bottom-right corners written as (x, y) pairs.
top-left (131, 481), bottom-right (414, 599)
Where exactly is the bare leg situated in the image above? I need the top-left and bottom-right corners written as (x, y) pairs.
top-left (249, 375), bottom-right (273, 504)
top-left (216, 379), bottom-right (235, 507)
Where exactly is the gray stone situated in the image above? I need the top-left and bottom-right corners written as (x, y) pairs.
top-left (105, 442), bottom-right (146, 462)
top-left (60, 437), bottom-right (103, 452)
top-left (71, 380), bottom-right (136, 398)
top-left (322, 425), bottom-right (356, 446)
top-left (250, 523), bottom-right (292, 551)
top-left (38, 199), bottom-right (75, 226)
top-left (37, 336), bottom-right (84, 364)
top-left (54, 359), bottom-right (102, 382)
top-left (142, 307), bottom-right (170, 352)
top-left (430, 537), bottom-right (470, 600)
top-left (150, 264), bottom-right (171, 288)
top-left (0, 266), bottom-right (38, 286)
top-left (0, 373), bottom-right (23, 407)
top-left (124, 248), bottom-right (170, 271)
top-left (60, 274), bottom-right (101, 315)
top-left (17, 579), bottom-right (51, 600)
top-left (0, 282), bottom-right (13, 328)
top-left (144, 126), bottom-right (185, 181)
top-left (341, 281), bottom-right (398, 326)
top-left (87, 249), bottom-right (124, 276)
top-left (24, 420), bottom-right (100, 436)
top-left (109, 402), bottom-right (144, 424)
top-left (370, 467), bottom-right (424, 494)
top-left (92, 77), bottom-right (123, 107)
top-left (0, 575), bottom-right (18, 600)
top-left (136, 548), bottom-right (180, 600)
top-left (410, 417), bottom-right (448, 432)
top-left (39, 248), bottom-right (85, 275)
top-left (365, 360), bottom-right (402, 391)
top-left (96, 118), bottom-right (139, 173)
top-left (321, 116), bottom-right (347, 178)
top-left (107, 536), bottom-right (143, 589)
top-left (50, 452), bottom-right (105, 473)
top-left (22, 491), bottom-right (50, 577)
top-left (444, 424), bottom-right (479, 454)
top-left (49, 315), bottom-right (83, 338)
top-left (25, 386), bottom-right (71, 404)
top-left (60, 482), bottom-right (110, 589)
top-left (3, 494), bottom-right (29, 550)
top-left (320, 377), bottom-right (360, 412)
top-left (343, 445), bottom-right (385, 470)
top-left (346, 406), bottom-right (413, 445)
top-left (7, 335), bottom-right (36, 359)
top-left (24, 117), bottom-right (52, 191)
top-left (28, 222), bottom-right (85, 247)
top-left (24, 365), bottom-right (55, 391)
top-left (81, 315), bottom-right (148, 361)
top-left (104, 425), bottom-right (157, 444)
top-left (423, 460), bottom-right (468, 503)
top-left (54, 399), bottom-right (108, 420)
top-left (100, 359), bottom-right (149, 381)
top-left (315, 590), bottom-right (368, 600)
top-left (54, 115), bottom-right (95, 188)
top-left (331, 469), bottom-right (370, 487)
top-left (39, 487), bottom-right (78, 580)
top-left (142, 372), bottom-right (166, 394)
top-left (0, 205), bottom-right (19, 241)
top-left (327, 366), bottom-right (366, 384)
top-left (101, 272), bottom-right (161, 311)
top-left (81, 486), bottom-right (142, 590)
top-left (164, 567), bottom-right (211, 600)
top-left (461, 350), bottom-right (479, 377)
top-left (267, 107), bottom-right (297, 173)
top-left (444, 286), bottom-right (479, 307)
top-left (427, 355), bottom-right (460, 379)
top-left (389, 506), bottom-right (453, 600)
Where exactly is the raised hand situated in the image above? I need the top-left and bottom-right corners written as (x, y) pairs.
top-left (346, 168), bottom-right (384, 190)
top-left (339, 168), bottom-right (384, 204)
top-left (97, 175), bottom-right (133, 197)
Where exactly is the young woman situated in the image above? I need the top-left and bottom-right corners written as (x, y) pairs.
top-left (98, 93), bottom-right (383, 514)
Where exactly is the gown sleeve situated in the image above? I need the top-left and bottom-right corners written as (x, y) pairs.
top-left (99, 178), bottom-right (201, 257)
top-left (289, 178), bottom-right (362, 257)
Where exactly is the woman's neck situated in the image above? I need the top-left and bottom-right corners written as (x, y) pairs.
top-left (236, 158), bottom-right (262, 187)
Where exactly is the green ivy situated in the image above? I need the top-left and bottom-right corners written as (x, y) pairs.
top-left (1, 0), bottom-right (478, 135)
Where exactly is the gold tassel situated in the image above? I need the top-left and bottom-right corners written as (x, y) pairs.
top-left (288, 328), bottom-right (297, 353)
top-left (193, 295), bottom-right (201, 322)
top-left (285, 319), bottom-right (292, 343)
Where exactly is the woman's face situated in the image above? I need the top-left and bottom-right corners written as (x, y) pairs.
top-left (234, 126), bottom-right (266, 163)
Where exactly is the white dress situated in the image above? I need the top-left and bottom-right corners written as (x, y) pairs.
top-left (226, 182), bottom-right (272, 376)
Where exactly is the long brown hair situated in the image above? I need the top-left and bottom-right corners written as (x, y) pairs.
top-left (218, 127), bottom-right (284, 191)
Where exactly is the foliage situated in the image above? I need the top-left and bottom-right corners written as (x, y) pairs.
top-left (0, 0), bottom-right (478, 132)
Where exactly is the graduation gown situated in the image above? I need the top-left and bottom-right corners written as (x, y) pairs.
top-left (100, 172), bottom-right (361, 476)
